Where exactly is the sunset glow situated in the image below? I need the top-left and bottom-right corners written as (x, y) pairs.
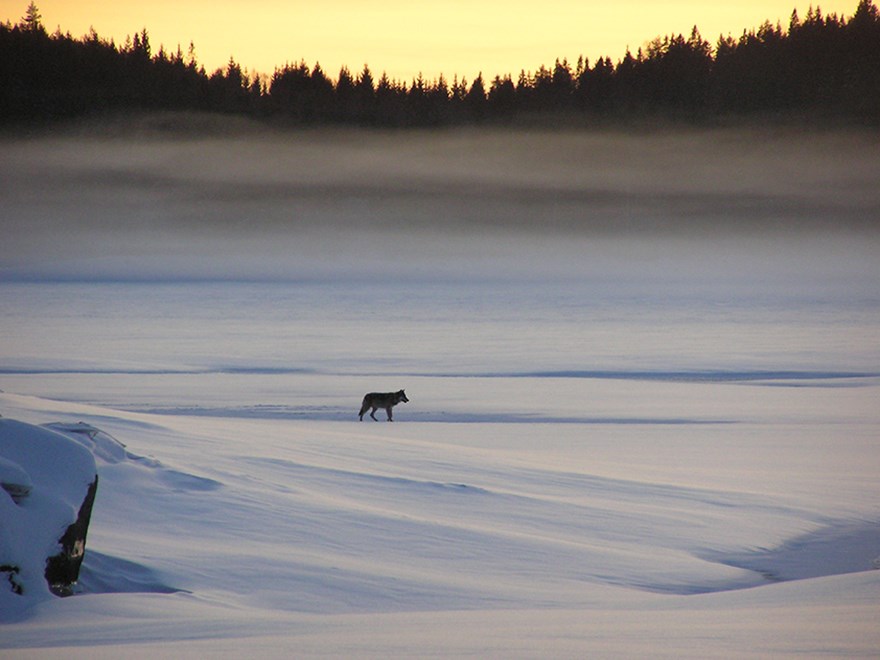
top-left (0, 1), bottom-right (863, 83)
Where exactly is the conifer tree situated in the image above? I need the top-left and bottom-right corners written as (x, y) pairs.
top-left (21, 1), bottom-right (43, 33)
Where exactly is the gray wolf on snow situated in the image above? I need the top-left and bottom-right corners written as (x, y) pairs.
top-left (358, 390), bottom-right (409, 421)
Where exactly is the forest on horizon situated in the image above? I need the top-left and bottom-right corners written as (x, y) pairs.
top-left (1, 1), bottom-right (879, 127)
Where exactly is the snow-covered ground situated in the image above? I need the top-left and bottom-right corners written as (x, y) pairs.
top-left (1, 125), bottom-right (879, 656)
top-left (2, 277), bottom-right (878, 658)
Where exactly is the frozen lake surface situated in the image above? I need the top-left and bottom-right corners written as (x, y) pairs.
top-left (1, 126), bottom-right (879, 656)
top-left (2, 276), bottom-right (879, 657)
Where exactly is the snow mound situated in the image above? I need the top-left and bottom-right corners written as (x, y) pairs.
top-left (0, 419), bottom-right (97, 606)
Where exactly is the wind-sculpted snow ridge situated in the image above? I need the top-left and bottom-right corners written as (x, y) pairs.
top-left (218, 450), bottom-right (837, 601)
top-left (418, 369), bottom-right (880, 384)
top-left (43, 421), bottom-right (151, 464)
top-left (46, 421), bottom-right (222, 493)
top-left (702, 521), bottom-right (880, 585)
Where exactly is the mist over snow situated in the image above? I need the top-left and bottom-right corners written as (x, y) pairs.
top-left (1, 118), bottom-right (878, 287)
top-left (1, 118), bottom-right (879, 657)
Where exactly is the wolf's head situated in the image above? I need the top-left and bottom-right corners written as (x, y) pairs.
top-left (398, 390), bottom-right (409, 403)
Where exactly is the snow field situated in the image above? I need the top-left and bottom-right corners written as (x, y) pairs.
top-left (1, 363), bottom-right (878, 657)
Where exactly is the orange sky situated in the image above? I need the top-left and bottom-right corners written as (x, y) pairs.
top-left (1, 1), bottom-right (862, 82)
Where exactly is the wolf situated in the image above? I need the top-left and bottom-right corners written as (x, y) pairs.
top-left (358, 390), bottom-right (409, 421)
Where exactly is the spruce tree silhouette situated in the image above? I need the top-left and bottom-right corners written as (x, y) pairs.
top-left (20, 1), bottom-right (43, 33)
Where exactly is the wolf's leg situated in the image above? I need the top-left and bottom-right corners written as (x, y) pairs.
top-left (370, 407), bottom-right (379, 421)
top-left (358, 403), bottom-right (368, 420)
top-left (386, 407), bottom-right (393, 421)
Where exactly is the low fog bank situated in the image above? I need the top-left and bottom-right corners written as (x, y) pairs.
top-left (1, 119), bottom-right (878, 283)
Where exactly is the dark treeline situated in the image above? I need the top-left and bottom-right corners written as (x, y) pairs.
top-left (2, 1), bottom-right (879, 127)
